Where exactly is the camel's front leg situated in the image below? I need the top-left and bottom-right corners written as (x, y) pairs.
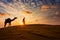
top-left (9, 22), bottom-right (11, 27)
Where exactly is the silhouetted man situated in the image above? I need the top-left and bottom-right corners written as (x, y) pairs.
top-left (22, 17), bottom-right (25, 25)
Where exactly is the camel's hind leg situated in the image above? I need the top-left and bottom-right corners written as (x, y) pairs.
top-left (4, 22), bottom-right (7, 27)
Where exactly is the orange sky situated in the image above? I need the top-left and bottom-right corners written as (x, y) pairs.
top-left (0, 0), bottom-right (60, 28)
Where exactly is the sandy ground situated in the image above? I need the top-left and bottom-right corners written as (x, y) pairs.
top-left (0, 24), bottom-right (60, 40)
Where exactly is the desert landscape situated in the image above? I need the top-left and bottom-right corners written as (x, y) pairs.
top-left (0, 0), bottom-right (60, 40)
top-left (0, 24), bottom-right (60, 40)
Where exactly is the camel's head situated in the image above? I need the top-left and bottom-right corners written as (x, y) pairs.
top-left (14, 17), bottom-right (17, 19)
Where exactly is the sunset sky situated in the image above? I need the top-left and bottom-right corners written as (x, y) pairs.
top-left (0, 0), bottom-right (60, 27)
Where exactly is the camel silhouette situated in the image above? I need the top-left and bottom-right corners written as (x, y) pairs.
top-left (4, 17), bottom-right (17, 27)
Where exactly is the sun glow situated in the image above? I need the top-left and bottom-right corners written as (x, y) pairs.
top-left (20, 22), bottom-right (24, 25)
top-left (0, 1), bottom-right (34, 27)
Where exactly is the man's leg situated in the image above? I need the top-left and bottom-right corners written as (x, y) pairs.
top-left (23, 21), bottom-right (25, 25)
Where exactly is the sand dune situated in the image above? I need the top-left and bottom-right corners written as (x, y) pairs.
top-left (0, 24), bottom-right (60, 40)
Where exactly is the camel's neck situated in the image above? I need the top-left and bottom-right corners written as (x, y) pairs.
top-left (11, 18), bottom-right (16, 21)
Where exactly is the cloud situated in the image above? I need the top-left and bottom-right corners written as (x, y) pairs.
top-left (0, 12), bottom-right (10, 18)
top-left (23, 10), bottom-right (32, 14)
top-left (52, 11), bottom-right (60, 19)
top-left (39, 5), bottom-right (60, 20)
top-left (41, 5), bottom-right (58, 10)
